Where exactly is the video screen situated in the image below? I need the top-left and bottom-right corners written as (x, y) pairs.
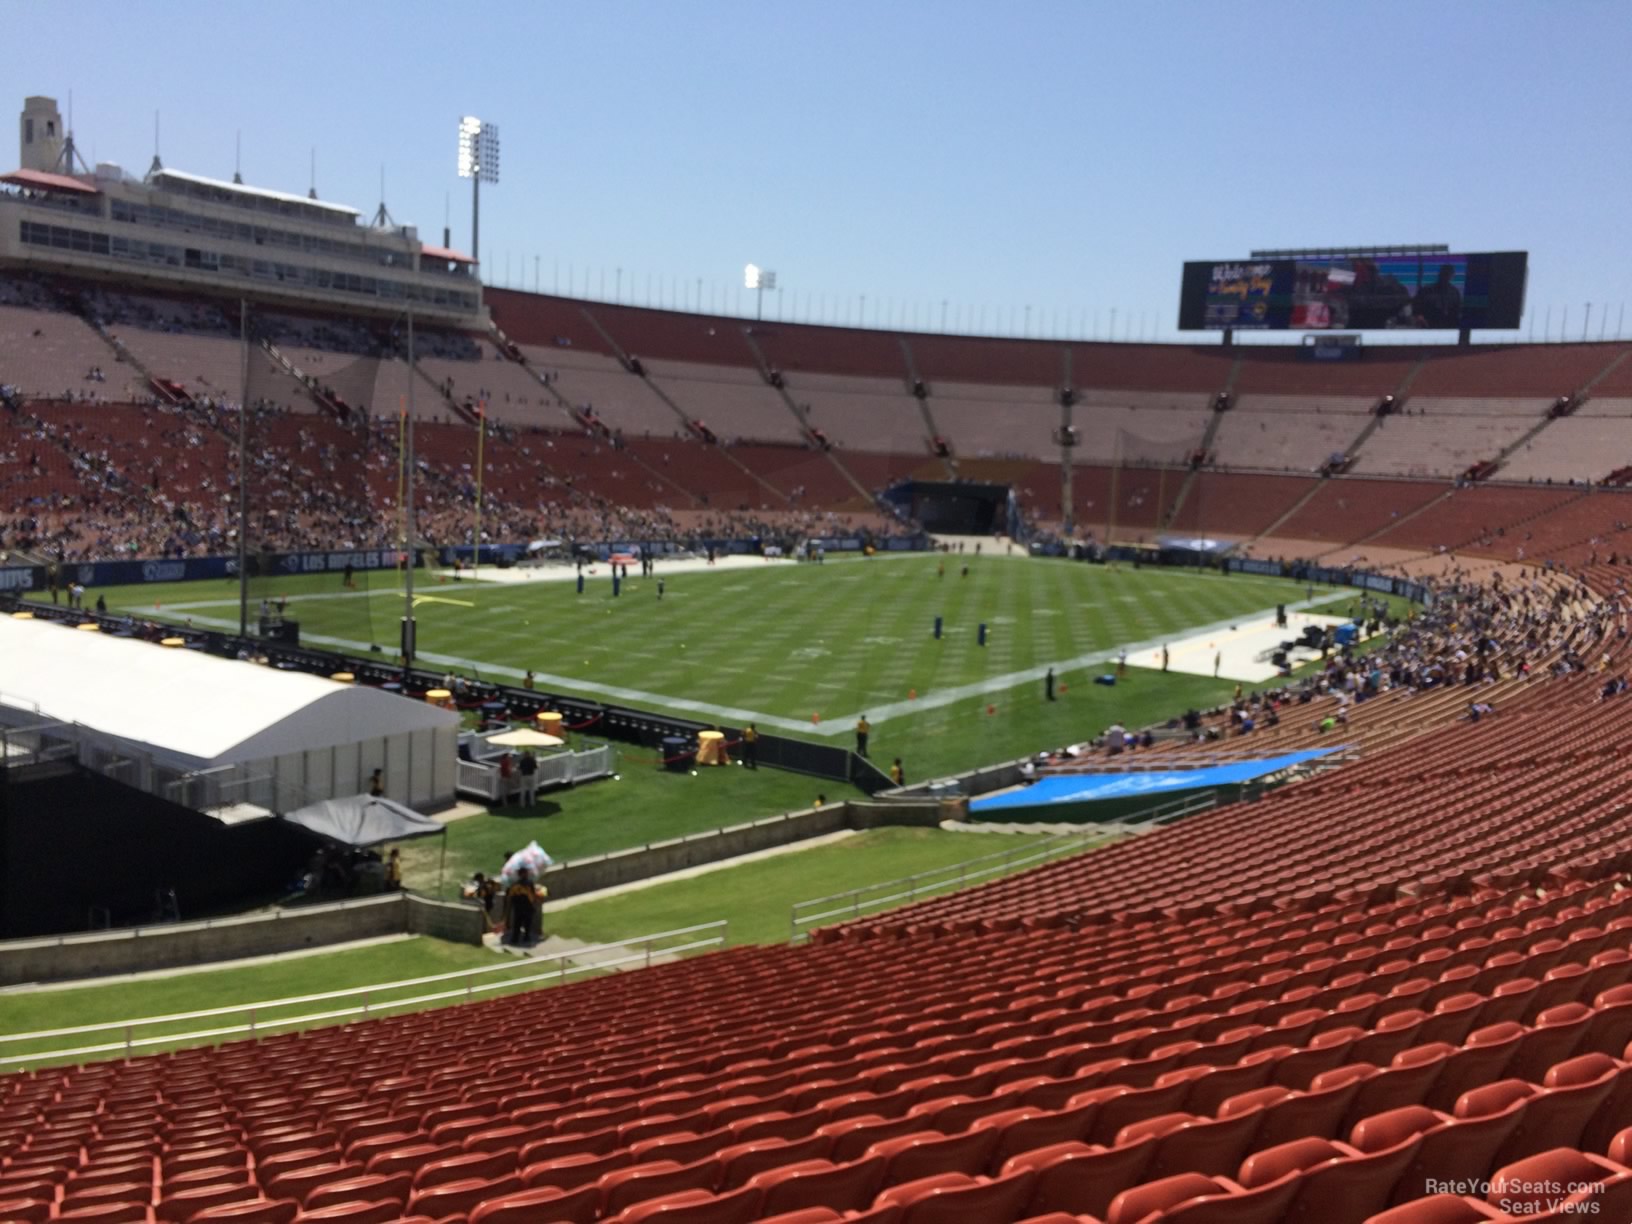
top-left (1178, 251), bottom-right (1527, 331)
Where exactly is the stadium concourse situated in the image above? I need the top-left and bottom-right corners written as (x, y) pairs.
top-left (14, 281), bottom-right (1632, 1220)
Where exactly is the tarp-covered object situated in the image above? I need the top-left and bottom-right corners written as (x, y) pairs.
top-left (284, 794), bottom-right (445, 847)
top-left (972, 748), bottom-right (1341, 813)
top-left (500, 841), bottom-right (554, 886)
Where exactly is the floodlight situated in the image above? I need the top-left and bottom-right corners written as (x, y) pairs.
top-left (457, 116), bottom-right (499, 184)
top-left (745, 264), bottom-right (778, 318)
top-left (457, 115), bottom-right (501, 268)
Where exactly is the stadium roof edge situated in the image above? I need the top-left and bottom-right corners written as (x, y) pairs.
top-left (149, 167), bottom-right (360, 218)
top-left (2, 167), bottom-right (99, 195)
top-left (420, 242), bottom-right (476, 264)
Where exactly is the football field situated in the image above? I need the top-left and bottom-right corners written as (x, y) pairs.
top-left (72, 555), bottom-right (1360, 778)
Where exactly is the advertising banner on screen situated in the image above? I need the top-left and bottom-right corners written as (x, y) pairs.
top-left (1179, 251), bottom-right (1527, 331)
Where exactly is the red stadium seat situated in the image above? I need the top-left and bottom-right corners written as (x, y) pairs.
top-left (404, 1173), bottom-right (523, 1219)
top-left (881, 1170), bottom-right (1037, 1224)
top-left (747, 1157), bottom-right (887, 1217)
top-left (607, 1183), bottom-right (763, 1223)
top-left (467, 1182), bottom-right (602, 1224)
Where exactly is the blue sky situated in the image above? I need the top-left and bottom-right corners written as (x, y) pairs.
top-left (10, 1), bottom-right (1631, 341)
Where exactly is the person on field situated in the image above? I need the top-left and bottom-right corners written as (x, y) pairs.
top-left (742, 723), bottom-right (759, 769)
top-left (855, 716), bottom-right (871, 757)
top-left (1045, 668), bottom-right (1056, 701)
top-left (518, 750), bottom-right (539, 807)
top-left (503, 869), bottom-right (543, 946)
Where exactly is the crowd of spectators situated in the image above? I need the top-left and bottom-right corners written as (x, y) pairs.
top-left (1053, 569), bottom-right (1620, 766)
top-left (0, 394), bottom-right (913, 563)
top-left (0, 273), bottom-right (65, 312)
top-left (82, 286), bottom-right (234, 337)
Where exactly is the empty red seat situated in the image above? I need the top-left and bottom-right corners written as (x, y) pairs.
top-left (607, 1183), bottom-right (763, 1222)
top-left (404, 1173), bottom-right (523, 1219)
top-left (155, 1182), bottom-right (262, 1222)
top-left (747, 1157), bottom-right (887, 1218)
top-left (290, 1201), bottom-right (406, 1223)
top-left (185, 1197), bottom-right (299, 1223)
top-left (1363, 1193), bottom-right (1503, 1222)
top-left (597, 1158), bottom-right (719, 1215)
top-left (1486, 1146), bottom-right (1624, 1215)
top-left (1001, 1138), bottom-right (1155, 1219)
top-left (718, 1135), bottom-right (833, 1189)
top-left (1492, 1053), bottom-right (1622, 1166)
top-left (301, 1173), bottom-right (412, 1214)
top-left (865, 1128), bottom-right (1000, 1184)
top-left (1119, 1108), bottom-right (1266, 1182)
top-left (878, 1170), bottom-right (1037, 1224)
top-left (466, 1181), bottom-right (601, 1224)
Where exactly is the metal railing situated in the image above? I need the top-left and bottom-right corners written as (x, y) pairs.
top-left (789, 832), bottom-right (1105, 943)
top-left (0, 920), bottom-right (726, 1069)
top-left (1121, 790), bottom-right (1221, 827)
top-left (456, 741), bottom-right (616, 802)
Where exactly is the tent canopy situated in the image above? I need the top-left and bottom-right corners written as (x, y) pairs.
top-left (0, 617), bottom-right (458, 771)
top-left (284, 794), bottom-right (444, 847)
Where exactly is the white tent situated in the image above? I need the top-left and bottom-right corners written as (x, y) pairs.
top-left (0, 617), bottom-right (459, 810)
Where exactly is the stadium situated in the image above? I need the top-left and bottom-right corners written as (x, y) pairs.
top-left (4, 10), bottom-right (1632, 1220)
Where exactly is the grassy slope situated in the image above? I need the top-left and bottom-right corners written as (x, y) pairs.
top-left (398, 763), bottom-right (861, 899)
top-left (546, 826), bottom-right (1077, 948)
top-left (0, 937), bottom-right (503, 1062)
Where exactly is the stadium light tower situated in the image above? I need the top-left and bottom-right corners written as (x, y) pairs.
top-left (457, 116), bottom-right (500, 271)
top-left (745, 263), bottom-right (777, 320)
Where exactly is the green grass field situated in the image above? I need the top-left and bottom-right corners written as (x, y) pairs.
top-left (61, 555), bottom-right (1361, 779)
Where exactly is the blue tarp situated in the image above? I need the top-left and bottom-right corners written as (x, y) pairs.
top-left (971, 748), bottom-right (1341, 812)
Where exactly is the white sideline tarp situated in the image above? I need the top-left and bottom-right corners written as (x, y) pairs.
top-left (0, 617), bottom-right (459, 808)
top-left (284, 795), bottom-right (444, 847)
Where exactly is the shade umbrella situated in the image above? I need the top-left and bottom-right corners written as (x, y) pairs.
top-left (487, 728), bottom-right (566, 748)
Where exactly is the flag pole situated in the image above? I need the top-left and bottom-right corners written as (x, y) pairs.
top-left (396, 398), bottom-right (407, 558)
top-left (403, 309), bottom-right (416, 668)
top-left (237, 298), bottom-right (249, 639)
top-left (474, 401), bottom-right (486, 580)
top-left (1107, 429), bottom-right (1120, 554)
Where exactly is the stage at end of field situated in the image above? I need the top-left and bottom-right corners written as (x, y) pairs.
top-left (1143, 610), bottom-right (1378, 684)
top-left (434, 554), bottom-right (797, 585)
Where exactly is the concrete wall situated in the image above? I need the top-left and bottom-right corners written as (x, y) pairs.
top-left (404, 893), bottom-right (486, 944)
top-left (0, 892), bottom-right (484, 987)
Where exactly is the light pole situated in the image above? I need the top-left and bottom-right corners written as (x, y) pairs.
top-left (457, 116), bottom-right (500, 270)
top-left (745, 264), bottom-right (777, 320)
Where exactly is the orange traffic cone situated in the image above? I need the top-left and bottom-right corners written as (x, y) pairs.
top-left (812, 712), bottom-right (821, 724)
